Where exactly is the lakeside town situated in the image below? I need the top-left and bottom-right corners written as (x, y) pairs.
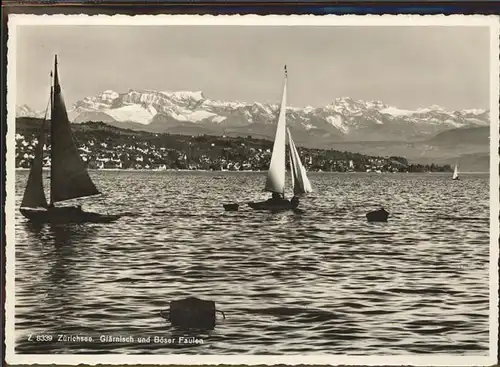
top-left (15, 120), bottom-right (452, 173)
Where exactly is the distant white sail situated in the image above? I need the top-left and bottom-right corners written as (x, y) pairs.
top-left (453, 164), bottom-right (459, 179)
top-left (264, 66), bottom-right (288, 194)
top-left (287, 128), bottom-right (312, 195)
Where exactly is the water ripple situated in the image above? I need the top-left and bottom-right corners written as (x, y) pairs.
top-left (13, 171), bottom-right (490, 355)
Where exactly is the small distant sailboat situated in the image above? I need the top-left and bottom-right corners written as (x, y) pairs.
top-left (348, 160), bottom-right (354, 172)
top-left (19, 55), bottom-right (123, 224)
top-left (247, 66), bottom-right (312, 211)
top-left (452, 163), bottom-right (460, 180)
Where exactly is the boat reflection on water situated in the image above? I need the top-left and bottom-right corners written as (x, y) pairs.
top-left (22, 221), bottom-right (98, 290)
top-left (18, 222), bottom-right (100, 344)
top-left (23, 221), bottom-right (99, 246)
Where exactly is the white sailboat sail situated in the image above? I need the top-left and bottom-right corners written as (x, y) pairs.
top-left (264, 65), bottom-right (288, 194)
top-left (289, 145), bottom-right (295, 193)
top-left (287, 128), bottom-right (312, 195)
top-left (453, 164), bottom-right (459, 179)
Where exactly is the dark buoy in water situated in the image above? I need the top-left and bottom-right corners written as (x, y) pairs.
top-left (223, 203), bottom-right (239, 211)
top-left (159, 296), bottom-right (225, 330)
top-left (366, 208), bottom-right (389, 222)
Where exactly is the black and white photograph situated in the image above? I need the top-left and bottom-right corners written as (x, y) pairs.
top-left (5, 14), bottom-right (499, 366)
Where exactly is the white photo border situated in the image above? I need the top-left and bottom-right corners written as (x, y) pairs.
top-left (5, 13), bottom-right (500, 366)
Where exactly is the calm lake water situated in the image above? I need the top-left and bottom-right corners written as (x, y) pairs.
top-left (14, 170), bottom-right (490, 355)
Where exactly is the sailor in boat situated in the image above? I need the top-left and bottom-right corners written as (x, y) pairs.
top-left (261, 192), bottom-right (300, 210)
top-left (266, 192), bottom-right (289, 205)
top-left (46, 201), bottom-right (83, 213)
top-left (268, 192), bottom-right (284, 201)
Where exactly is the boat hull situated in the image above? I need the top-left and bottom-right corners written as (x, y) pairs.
top-left (19, 206), bottom-right (122, 224)
top-left (223, 203), bottom-right (239, 211)
top-left (366, 208), bottom-right (389, 222)
top-left (248, 199), bottom-right (299, 211)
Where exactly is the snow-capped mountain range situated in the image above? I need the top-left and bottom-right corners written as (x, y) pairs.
top-left (16, 89), bottom-right (489, 142)
top-left (16, 104), bottom-right (47, 119)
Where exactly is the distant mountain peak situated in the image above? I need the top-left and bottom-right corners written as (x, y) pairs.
top-left (462, 108), bottom-right (488, 115)
top-left (99, 90), bottom-right (119, 101)
top-left (160, 90), bottom-right (206, 101)
top-left (16, 104), bottom-right (45, 119)
top-left (428, 104), bottom-right (445, 111)
top-left (16, 88), bottom-right (490, 142)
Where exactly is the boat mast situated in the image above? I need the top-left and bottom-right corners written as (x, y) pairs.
top-left (49, 55), bottom-right (56, 206)
top-left (283, 65), bottom-right (287, 198)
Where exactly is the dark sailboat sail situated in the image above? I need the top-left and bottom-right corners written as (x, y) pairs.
top-left (50, 55), bottom-right (100, 204)
top-left (20, 55), bottom-right (123, 224)
top-left (20, 118), bottom-right (48, 209)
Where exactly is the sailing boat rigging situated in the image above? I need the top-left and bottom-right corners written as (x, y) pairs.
top-left (19, 55), bottom-right (123, 224)
top-left (247, 65), bottom-right (313, 211)
top-left (452, 163), bottom-right (459, 180)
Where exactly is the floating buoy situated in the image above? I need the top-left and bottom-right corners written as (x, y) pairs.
top-left (223, 203), bottom-right (239, 211)
top-left (160, 296), bottom-right (225, 330)
top-left (366, 208), bottom-right (389, 222)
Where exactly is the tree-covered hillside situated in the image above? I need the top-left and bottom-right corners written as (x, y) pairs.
top-left (15, 118), bottom-right (452, 173)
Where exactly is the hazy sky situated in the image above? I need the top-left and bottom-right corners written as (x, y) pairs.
top-left (15, 25), bottom-right (491, 111)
